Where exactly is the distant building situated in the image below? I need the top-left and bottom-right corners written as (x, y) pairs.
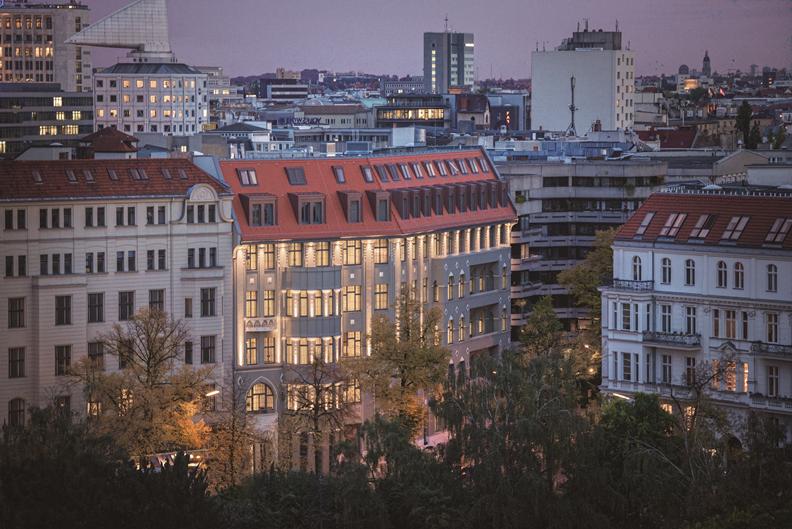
top-left (0, 1), bottom-right (93, 92)
top-left (600, 190), bottom-right (792, 441)
top-left (531, 28), bottom-right (635, 132)
top-left (423, 32), bottom-right (475, 94)
top-left (381, 76), bottom-right (425, 95)
top-left (258, 78), bottom-right (309, 102)
top-left (298, 104), bottom-right (374, 128)
top-left (375, 94), bottom-right (450, 129)
top-left (0, 83), bottom-right (93, 158)
top-left (702, 50), bottom-right (711, 78)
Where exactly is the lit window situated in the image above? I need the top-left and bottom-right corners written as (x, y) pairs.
top-left (52, 96), bottom-right (62, 107)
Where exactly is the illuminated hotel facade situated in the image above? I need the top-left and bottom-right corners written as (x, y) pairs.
top-left (221, 148), bottom-right (515, 470)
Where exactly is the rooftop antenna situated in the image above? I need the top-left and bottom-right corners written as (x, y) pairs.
top-left (566, 76), bottom-right (578, 137)
top-left (444, 14), bottom-right (449, 32)
top-left (584, 18), bottom-right (589, 31)
top-left (535, 41), bottom-right (539, 52)
top-left (577, 21), bottom-right (580, 32)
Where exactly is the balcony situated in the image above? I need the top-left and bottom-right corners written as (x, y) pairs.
top-left (750, 342), bottom-right (792, 358)
top-left (611, 279), bottom-right (654, 291)
top-left (750, 394), bottom-right (792, 413)
top-left (244, 317), bottom-right (277, 332)
top-left (642, 331), bottom-right (701, 349)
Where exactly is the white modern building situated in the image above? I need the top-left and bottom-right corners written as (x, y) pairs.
top-left (601, 190), bottom-right (792, 440)
top-left (1, 159), bottom-right (234, 426)
top-left (0, 1), bottom-right (93, 92)
top-left (531, 28), bottom-right (634, 133)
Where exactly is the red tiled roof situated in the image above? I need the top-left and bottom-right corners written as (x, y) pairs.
top-left (616, 192), bottom-right (792, 250)
top-left (220, 148), bottom-right (516, 242)
top-left (81, 127), bottom-right (139, 153)
top-left (637, 128), bottom-right (696, 149)
top-left (0, 159), bottom-right (230, 201)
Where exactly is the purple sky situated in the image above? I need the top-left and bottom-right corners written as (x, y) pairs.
top-left (88, 0), bottom-right (792, 78)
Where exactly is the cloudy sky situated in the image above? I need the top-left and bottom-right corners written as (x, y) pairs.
top-left (88, 0), bottom-right (792, 78)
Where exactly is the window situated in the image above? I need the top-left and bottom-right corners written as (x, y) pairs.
top-left (661, 258), bottom-right (671, 284)
top-left (767, 313), bottom-right (778, 343)
top-left (299, 199), bottom-right (324, 224)
top-left (374, 283), bottom-right (388, 310)
top-left (685, 357), bottom-right (696, 386)
top-left (373, 238), bottom-right (389, 264)
top-left (55, 345), bottom-right (70, 376)
top-left (236, 168), bottom-right (258, 186)
top-left (361, 165), bottom-right (374, 183)
top-left (722, 216), bottom-right (749, 240)
top-left (200, 288), bottom-right (216, 317)
top-left (343, 240), bottom-right (361, 265)
top-left (689, 214), bottom-right (714, 239)
top-left (332, 166), bottom-right (346, 183)
top-left (342, 285), bottom-right (361, 312)
top-left (632, 256), bottom-right (642, 281)
top-left (725, 310), bottom-right (736, 339)
top-left (201, 336), bottom-right (216, 364)
top-left (447, 318), bottom-right (454, 344)
top-left (685, 259), bottom-right (695, 286)
top-left (88, 342), bottom-right (104, 371)
top-left (8, 347), bottom-right (24, 378)
top-left (660, 304), bottom-right (671, 333)
top-left (712, 309), bottom-right (720, 337)
top-left (184, 297), bottom-right (193, 318)
top-left (184, 341), bottom-right (193, 365)
top-left (288, 243), bottom-right (303, 267)
top-left (8, 398), bottom-right (25, 427)
top-left (55, 295), bottom-right (71, 325)
top-left (622, 352), bottom-right (632, 382)
top-left (734, 262), bottom-right (744, 289)
top-left (148, 289), bottom-right (164, 311)
top-left (661, 354), bottom-right (672, 384)
top-left (118, 291), bottom-right (134, 320)
top-left (448, 274), bottom-right (455, 301)
top-left (458, 273), bottom-right (466, 298)
top-left (768, 366), bottom-right (779, 398)
top-left (285, 167), bottom-right (306, 185)
top-left (315, 242), bottom-right (330, 267)
top-left (8, 297), bottom-right (24, 328)
top-left (245, 291), bottom-right (258, 318)
top-left (261, 290), bottom-right (275, 317)
top-left (635, 212), bottom-right (655, 235)
top-left (245, 337), bottom-right (257, 365)
top-left (716, 261), bottom-right (727, 288)
top-left (376, 198), bottom-right (390, 221)
top-left (246, 383), bottom-right (275, 413)
top-left (245, 246), bottom-right (258, 270)
top-left (765, 218), bottom-right (792, 243)
top-left (263, 336), bottom-right (275, 363)
top-left (88, 293), bottom-right (104, 323)
top-left (342, 331), bottom-right (362, 357)
top-left (659, 213), bottom-right (686, 237)
top-left (685, 306), bottom-right (697, 334)
top-left (621, 302), bottom-right (632, 331)
top-left (767, 264), bottom-right (778, 292)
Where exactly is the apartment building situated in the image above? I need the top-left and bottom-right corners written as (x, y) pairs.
top-left (1, 159), bottom-right (234, 426)
top-left (601, 191), bottom-right (792, 440)
top-left (499, 158), bottom-right (665, 335)
top-left (220, 148), bottom-right (515, 470)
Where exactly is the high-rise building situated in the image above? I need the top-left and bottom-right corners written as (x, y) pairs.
top-left (1, 159), bottom-right (234, 426)
top-left (423, 32), bottom-right (475, 94)
top-left (600, 190), bottom-right (792, 441)
top-left (221, 148), bottom-right (515, 471)
top-left (531, 28), bottom-right (634, 132)
top-left (0, 1), bottom-right (92, 92)
top-left (702, 50), bottom-right (711, 78)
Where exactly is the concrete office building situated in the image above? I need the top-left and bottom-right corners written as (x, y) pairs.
top-left (423, 31), bottom-right (474, 94)
top-left (499, 157), bottom-right (664, 335)
top-left (1, 159), bottom-right (234, 426)
top-left (0, 83), bottom-right (92, 158)
top-left (0, 1), bottom-right (92, 92)
top-left (531, 28), bottom-right (634, 132)
top-left (601, 191), bottom-right (792, 441)
top-left (221, 148), bottom-right (515, 470)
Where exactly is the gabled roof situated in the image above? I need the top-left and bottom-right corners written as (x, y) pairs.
top-left (220, 148), bottom-right (516, 242)
top-left (616, 192), bottom-right (792, 250)
top-left (0, 159), bottom-right (230, 201)
top-left (213, 122), bottom-right (268, 133)
top-left (81, 127), bottom-right (139, 153)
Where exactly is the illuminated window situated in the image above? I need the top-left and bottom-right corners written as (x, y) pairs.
top-left (288, 243), bottom-right (303, 267)
top-left (373, 238), bottom-right (389, 264)
top-left (342, 331), bottom-right (361, 357)
top-left (245, 291), bottom-right (258, 318)
top-left (342, 285), bottom-right (361, 312)
top-left (374, 283), bottom-right (388, 310)
top-left (342, 240), bottom-right (361, 265)
top-left (52, 96), bottom-right (62, 107)
top-left (315, 242), bottom-right (330, 267)
top-left (245, 337), bottom-right (257, 364)
top-left (246, 383), bottom-right (274, 413)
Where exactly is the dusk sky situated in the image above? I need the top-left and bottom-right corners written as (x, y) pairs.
top-left (89, 0), bottom-right (792, 78)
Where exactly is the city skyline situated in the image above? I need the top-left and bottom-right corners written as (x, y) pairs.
top-left (87, 0), bottom-right (792, 78)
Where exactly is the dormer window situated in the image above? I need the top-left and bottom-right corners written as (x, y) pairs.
top-left (659, 213), bottom-right (686, 237)
top-left (332, 166), bottom-right (346, 184)
top-left (377, 198), bottom-right (390, 221)
top-left (399, 163), bottom-right (411, 179)
top-left (447, 160), bottom-right (459, 176)
top-left (32, 170), bottom-right (42, 183)
top-left (423, 161), bottom-right (436, 177)
top-left (469, 158), bottom-right (480, 173)
top-left (361, 165), bottom-right (374, 183)
top-left (349, 199), bottom-right (361, 222)
top-left (108, 169), bottom-right (118, 181)
top-left (765, 218), bottom-right (792, 244)
top-left (66, 169), bottom-right (77, 183)
top-left (83, 169), bottom-right (95, 183)
top-left (299, 199), bottom-right (324, 224)
top-left (375, 165), bottom-right (389, 183)
top-left (635, 212), bottom-right (655, 236)
top-left (436, 161), bottom-right (448, 176)
top-left (251, 202), bottom-right (275, 226)
top-left (457, 159), bottom-right (469, 174)
top-left (237, 168), bottom-right (258, 186)
top-left (722, 216), bottom-right (749, 241)
top-left (411, 162), bottom-right (424, 179)
top-left (387, 164), bottom-right (400, 181)
top-left (689, 214), bottom-right (714, 239)
top-left (478, 157), bottom-right (489, 172)
top-left (285, 167), bottom-right (306, 185)
top-left (161, 168), bottom-right (172, 179)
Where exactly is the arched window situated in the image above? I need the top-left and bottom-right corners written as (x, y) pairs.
top-left (501, 265), bottom-right (508, 290)
top-left (447, 274), bottom-right (455, 301)
top-left (632, 256), bottom-right (642, 281)
top-left (447, 318), bottom-right (454, 344)
top-left (246, 383), bottom-right (275, 413)
top-left (432, 280), bottom-right (439, 302)
top-left (685, 259), bottom-right (696, 286)
top-left (767, 264), bottom-right (778, 292)
top-left (501, 309), bottom-right (508, 331)
top-left (8, 398), bottom-right (25, 427)
top-left (734, 262), bottom-right (744, 289)
top-left (661, 257), bottom-right (672, 284)
top-left (717, 261), bottom-right (727, 288)
top-left (458, 316), bottom-right (465, 342)
top-left (458, 273), bottom-right (466, 298)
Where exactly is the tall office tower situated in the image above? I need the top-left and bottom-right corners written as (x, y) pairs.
top-left (68, 0), bottom-right (208, 135)
top-left (531, 27), bottom-right (635, 132)
top-left (222, 148), bottom-right (515, 471)
top-left (702, 50), bottom-right (711, 78)
top-left (0, 1), bottom-right (92, 92)
top-left (423, 31), bottom-right (475, 94)
top-left (1, 159), bottom-right (234, 426)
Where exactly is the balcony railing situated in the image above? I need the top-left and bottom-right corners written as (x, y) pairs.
top-left (642, 331), bottom-right (701, 347)
top-left (611, 279), bottom-right (654, 291)
top-left (750, 342), bottom-right (792, 357)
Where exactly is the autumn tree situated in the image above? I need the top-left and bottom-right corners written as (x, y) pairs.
top-left (343, 289), bottom-right (450, 434)
top-left (72, 308), bottom-right (214, 458)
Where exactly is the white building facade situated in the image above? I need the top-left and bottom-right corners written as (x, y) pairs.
top-left (1, 159), bottom-right (234, 426)
top-left (601, 191), bottom-right (792, 440)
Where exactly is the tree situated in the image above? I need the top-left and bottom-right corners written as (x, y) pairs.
top-left (343, 290), bottom-right (450, 434)
top-left (72, 308), bottom-right (214, 457)
top-left (518, 294), bottom-right (563, 358)
top-left (735, 101), bottom-right (752, 146)
top-left (747, 123), bottom-right (762, 149)
top-left (772, 126), bottom-right (786, 149)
